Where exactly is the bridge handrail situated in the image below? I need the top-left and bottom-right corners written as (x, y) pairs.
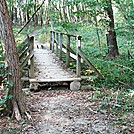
top-left (19, 36), bottom-right (34, 78)
top-left (50, 31), bottom-right (104, 79)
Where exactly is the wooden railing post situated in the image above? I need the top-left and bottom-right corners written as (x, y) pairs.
top-left (59, 33), bottom-right (63, 60)
top-left (56, 33), bottom-right (59, 56)
top-left (29, 36), bottom-right (34, 78)
top-left (50, 31), bottom-right (53, 50)
top-left (66, 35), bottom-right (70, 68)
top-left (52, 31), bottom-right (55, 53)
top-left (76, 36), bottom-right (81, 77)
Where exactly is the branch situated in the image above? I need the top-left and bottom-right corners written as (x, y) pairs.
top-left (18, 0), bottom-right (46, 34)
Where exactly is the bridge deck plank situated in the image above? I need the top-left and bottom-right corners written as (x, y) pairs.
top-left (31, 40), bottom-right (80, 83)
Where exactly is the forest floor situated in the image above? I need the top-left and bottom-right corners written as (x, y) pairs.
top-left (21, 89), bottom-right (121, 134)
top-left (0, 86), bottom-right (134, 134)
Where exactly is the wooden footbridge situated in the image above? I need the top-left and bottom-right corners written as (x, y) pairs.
top-left (19, 31), bottom-right (104, 88)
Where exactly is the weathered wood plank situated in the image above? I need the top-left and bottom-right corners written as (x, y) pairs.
top-left (76, 36), bottom-right (81, 77)
top-left (19, 42), bottom-right (30, 61)
top-left (78, 49), bottom-right (104, 79)
top-left (29, 55), bottom-right (34, 78)
top-left (30, 78), bottom-right (81, 83)
top-left (50, 31), bottom-right (53, 50)
top-left (66, 35), bottom-right (70, 68)
top-left (59, 33), bottom-right (63, 60)
top-left (50, 30), bottom-right (82, 38)
top-left (62, 47), bottom-right (77, 60)
top-left (29, 36), bottom-right (34, 78)
top-left (20, 51), bottom-right (34, 69)
top-left (56, 33), bottom-right (59, 56)
top-left (52, 31), bottom-right (55, 53)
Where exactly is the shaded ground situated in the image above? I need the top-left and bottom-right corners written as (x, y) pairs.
top-left (21, 89), bottom-right (120, 134)
top-left (0, 88), bottom-right (134, 134)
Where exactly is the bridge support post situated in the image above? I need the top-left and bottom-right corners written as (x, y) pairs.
top-left (66, 35), bottom-right (70, 68)
top-left (50, 31), bottom-right (52, 50)
top-left (29, 36), bottom-right (34, 78)
top-left (52, 31), bottom-right (55, 53)
top-left (59, 33), bottom-right (63, 60)
top-left (30, 55), bottom-right (34, 78)
top-left (56, 33), bottom-right (59, 56)
top-left (76, 36), bottom-right (81, 77)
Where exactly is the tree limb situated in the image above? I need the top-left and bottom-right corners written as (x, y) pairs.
top-left (18, 0), bottom-right (46, 34)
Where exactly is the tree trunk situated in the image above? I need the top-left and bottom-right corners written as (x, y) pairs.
top-left (105, 0), bottom-right (119, 58)
top-left (34, 0), bottom-right (38, 27)
top-left (0, 0), bottom-right (25, 120)
top-left (94, 15), bottom-right (101, 48)
top-left (11, 1), bottom-right (14, 22)
top-left (19, 9), bottom-right (22, 25)
top-left (40, 6), bottom-right (43, 26)
top-left (14, 7), bottom-right (17, 24)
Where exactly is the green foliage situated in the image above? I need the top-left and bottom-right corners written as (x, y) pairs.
top-left (13, 25), bottom-right (34, 46)
top-left (88, 56), bottom-right (134, 88)
top-left (92, 87), bottom-right (134, 116)
top-left (0, 48), bottom-right (13, 112)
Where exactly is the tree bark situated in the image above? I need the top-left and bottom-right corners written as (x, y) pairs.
top-left (34, 0), bottom-right (38, 27)
top-left (14, 7), bottom-right (17, 24)
top-left (105, 0), bottom-right (119, 58)
top-left (0, 0), bottom-right (25, 120)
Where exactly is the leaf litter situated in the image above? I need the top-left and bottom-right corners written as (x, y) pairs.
top-left (0, 88), bottom-right (133, 134)
top-left (21, 89), bottom-right (121, 134)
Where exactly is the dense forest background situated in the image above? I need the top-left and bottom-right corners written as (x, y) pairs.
top-left (0, 0), bottom-right (134, 130)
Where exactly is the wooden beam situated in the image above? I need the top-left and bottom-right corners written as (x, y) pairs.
top-left (50, 30), bottom-right (82, 38)
top-left (19, 43), bottom-right (30, 61)
top-left (29, 36), bottom-right (34, 78)
top-left (52, 31), bottom-right (55, 53)
top-left (20, 51), bottom-right (34, 70)
top-left (57, 44), bottom-right (77, 60)
top-left (59, 33), bottom-right (63, 60)
top-left (66, 35), bottom-right (70, 68)
top-left (50, 31), bottom-right (53, 50)
top-left (30, 78), bottom-right (81, 83)
top-left (78, 49), bottom-right (104, 79)
top-left (56, 33), bottom-right (59, 56)
top-left (76, 36), bottom-right (81, 77)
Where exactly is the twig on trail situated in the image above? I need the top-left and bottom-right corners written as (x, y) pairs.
top-left (25, 111), bottom-right (32, 121)
top-left (18, 0), bottom-right (46, 34)
top-left (88, 107), bottom-right (97, 114)
top-left (119, 81), bottom-right (133, 88)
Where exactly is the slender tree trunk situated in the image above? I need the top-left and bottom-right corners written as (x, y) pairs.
top-left (62, 0), bottom-right (69, 22)
top-left (58, 3), bottom-right (63, 22)
top-left (34, 0), bottom-right (38, 27)
top-left (40, 6), bottom-right (43, 26)
top-left (0, 0), bottom-right (25, 120)
top-left (19, 9), bottom-right (22, 25)
top-left (11, 1), bottom-right (14, 22)
top-left (94, 15), bottom-right (101, 48)
top-left (14, 7), bottom-right (17, 24)
top-left (105, 0), bottom-right (119, 57)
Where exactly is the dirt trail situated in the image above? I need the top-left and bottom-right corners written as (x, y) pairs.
top-left (21, 90), bottom-right (119, 134)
